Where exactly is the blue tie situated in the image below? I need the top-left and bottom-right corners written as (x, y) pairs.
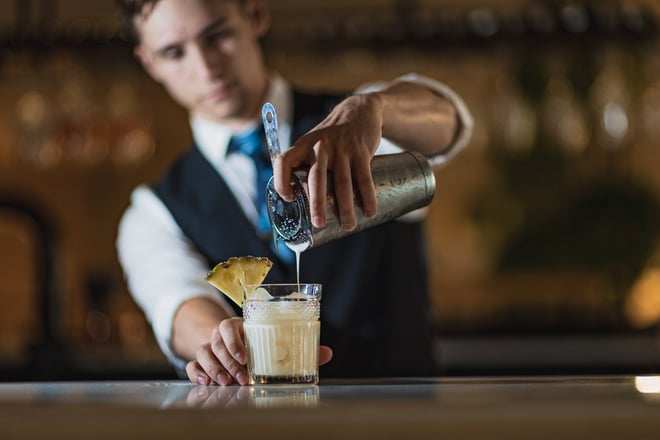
top-left (227, 128), bottom-right (294, 263)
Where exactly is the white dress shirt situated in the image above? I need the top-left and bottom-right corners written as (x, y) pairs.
top-left (116, 73), bottom-right (473, 371)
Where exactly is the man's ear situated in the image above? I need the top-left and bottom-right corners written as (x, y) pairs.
top-left (134, 45), bottom-right (161, 82)
top-left (244, 0), bottom-right (270, 38)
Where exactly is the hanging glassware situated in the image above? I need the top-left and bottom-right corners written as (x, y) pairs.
top-left (14, 83), bottom-right (61, 168)
top-left (637, 44), bottom-right (660, 147)
top-left (51, 54), bottom-right (107, 165)
top-left (588, 49), bottom-right (632, 151)
top-left (106, 77), bottom-right (155, 166)
top-left (491, 73), bottom-right (537, 155)
top-left (540, 62), bottom-right (591, 155)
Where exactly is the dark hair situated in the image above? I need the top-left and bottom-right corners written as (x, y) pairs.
top-left (115, 0), bottom-right (159, 43)
top-left (115, 0), bottom-right (246, 44)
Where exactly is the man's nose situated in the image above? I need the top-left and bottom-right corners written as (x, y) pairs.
top-left (190, 45), bottom-right (223, 80)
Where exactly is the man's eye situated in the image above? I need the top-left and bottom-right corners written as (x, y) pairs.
top-left (207, 30), bottom-right (231, 44)
top-left (161, 48), bottom-right (183, 60)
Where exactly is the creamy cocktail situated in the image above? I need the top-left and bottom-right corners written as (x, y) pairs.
top-left (242, 283), bottom-right (321, 385)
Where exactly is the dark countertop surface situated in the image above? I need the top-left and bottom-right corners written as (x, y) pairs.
top-left (1, 375), bottom-right (659, 439)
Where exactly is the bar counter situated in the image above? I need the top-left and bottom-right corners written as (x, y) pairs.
top-left (1, 376), bottom-right (659, 439)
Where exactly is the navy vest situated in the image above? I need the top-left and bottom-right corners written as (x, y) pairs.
top-left (153, 90), bottom-right (436, 377)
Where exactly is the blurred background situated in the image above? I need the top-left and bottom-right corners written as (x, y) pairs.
top-left (2, 0), bottom-right (660, 380)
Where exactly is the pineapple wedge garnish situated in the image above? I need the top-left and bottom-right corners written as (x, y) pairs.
top-left (205, 256), bottom-right (273, 306)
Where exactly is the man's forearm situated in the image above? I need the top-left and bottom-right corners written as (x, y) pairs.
top-left (375, 80), bottom-right (459, 156)
top-left (171, 297), bottom-right (234, 360)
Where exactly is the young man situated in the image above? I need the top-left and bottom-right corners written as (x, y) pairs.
top-left (115, 0), bottom-right (472, 385)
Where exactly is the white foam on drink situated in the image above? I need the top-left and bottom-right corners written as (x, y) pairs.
top-left (287, 292), bottom-right (308, 300)
top-left (249, 287), bottom-right (273, 301)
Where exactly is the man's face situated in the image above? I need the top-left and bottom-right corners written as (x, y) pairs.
top-left (134, 0), bottom-right (269, 125)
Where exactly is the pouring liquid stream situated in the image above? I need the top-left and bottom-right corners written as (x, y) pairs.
top-left (287, 242), bottom-right (310, 288)
top-left (262, 102), bottom-right (310, 290)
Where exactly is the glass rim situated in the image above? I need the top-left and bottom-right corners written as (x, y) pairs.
top-left (242, 283), bottom-right (322, 302)
top-left (242, 283), bottom-right (322, 288)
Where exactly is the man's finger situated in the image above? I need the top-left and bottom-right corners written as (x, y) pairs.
top-left (319, 345), bottom-right (333, 366)
top-left (353, 154), bottom-right (377, 218)
top-left (306, 144), bottom-right (328, 228)
top-left (332, 156), bottom-right (357, 231)
top-left (186, 360), bottom-right (211, 386)
top-left (218, 318), bottom-right (247, 365)
top-left (215, 319), bottom-right (249, 385)
top-left (196, 342), bottom-right (233, 386)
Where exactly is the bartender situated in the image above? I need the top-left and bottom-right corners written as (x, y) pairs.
top-left (115, 0), bottom-right (473, 385)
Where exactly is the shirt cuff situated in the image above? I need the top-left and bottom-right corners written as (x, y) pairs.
top-left (151, 294), bottom-right (191, 375)
top-left (358, 73), bottom-right (474, 167)
top-left (396, 73), bottom-right (473, 166)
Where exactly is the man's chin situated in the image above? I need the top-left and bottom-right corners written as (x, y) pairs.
top-left (199, 106), bottom-right (248, 124)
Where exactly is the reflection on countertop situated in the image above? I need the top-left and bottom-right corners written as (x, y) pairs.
top-left (1, 376), bottom-right (660, 439)
top-left (0, 375), bottom-right (658, 409)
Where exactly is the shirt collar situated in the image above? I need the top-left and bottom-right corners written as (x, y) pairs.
top-left (191, 73), bottom-right (292, 166)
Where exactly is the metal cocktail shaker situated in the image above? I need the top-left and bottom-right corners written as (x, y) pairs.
top-left (266, 151), bottom-right (436, 251)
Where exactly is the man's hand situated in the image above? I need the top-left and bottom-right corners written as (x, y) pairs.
top-left (185, 317), bottom-right (249, 386)
top-left (185, 317), bottom-right (334, 386)
top-left (272, 93), bottom-right (383, 231)
top-left (271, 79), bottom-right (462, 232)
